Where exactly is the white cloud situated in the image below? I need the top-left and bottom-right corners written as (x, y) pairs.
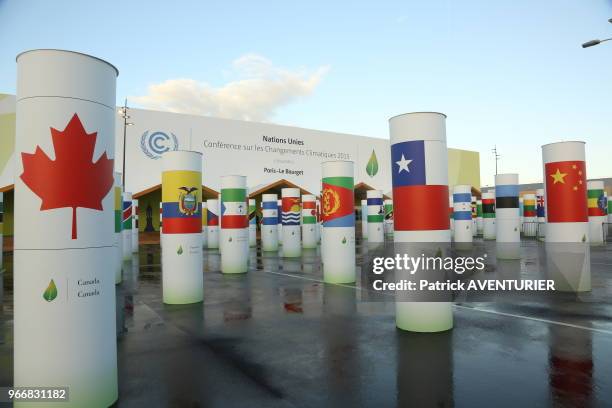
top-left (131, 54), bottom-right (329, 122)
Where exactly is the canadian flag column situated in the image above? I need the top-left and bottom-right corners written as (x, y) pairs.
top-left (14, 49), bottom-right (118, 406)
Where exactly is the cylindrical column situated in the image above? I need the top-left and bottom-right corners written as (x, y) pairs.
top-left (536, 188), bottom-right (546, 239)
top-left (366, 190), bottom-right (384, 244)
top-left (281, 188), bottom-right (301, 257)
top-left (389, 112), bottom-right (452, 332)
top-left (161, 150), bottom-right (203, 303)
top-left (542, 141), bottom-right (590, 291)
top-left (277, 198), bottom-right (283, 245)
top-left (122, 191), bottom-right (133, 260)
top-left (0, 192), bottom-right (2, 269)
top-left (261, 193), bottom-right (279, 251)
top-left (302, 194), bottom-right (317, 249)
top-left (519, 196), bottom-right (524, 232)
top-left (248, 198), bottom-right (257, 247)
top-left (482, 191), bottom-right (496, 240)
top-left (523, 193), bottom-right (537, 237)
top-left (384, 199), bottom-right (394, 238)
top-left (159, 201), bottom-right (163, 246)
top-left (476, 199), bottom-right (483, 234)
top-left (220, 175), bottom-right (248, 273)
top-left (321, 161), bottom-right (355, 283)
top-left (608, 195), bottom-right (612, 224)
top-left (587, 180), bottom-right (607, 245)
top-left (132, 198), bottom-right (139, 251)
top-left (14, 49), bottom-right (118, 406)
top-left (470, 196), bottom-right (477, 237)
top-left (201, 200), bottom-right (208, 248)
top-left (114, 172), bottom-right (123, 283)
top-left (495, 173), bottom-right (520, 259)
top-left (448, 193), bottom-right (454, 234)
top-left (206, 198), bottom-right (219, 249)
top-left (316, 198), bottom-right (322, 243)
top-left (453, 185), bottom-right (472, 247)
top-left (360, 199), bottom-right (368, 240)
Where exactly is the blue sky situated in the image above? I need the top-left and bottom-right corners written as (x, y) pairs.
top-left (1, 0), bottom-right (611, 186)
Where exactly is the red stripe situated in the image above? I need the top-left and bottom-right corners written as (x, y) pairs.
top-left (162, 217), bottom-right (201, 234)
top-left (393, 185), bottom-right (450, 231)
top-left (588, 208), bottom-right (606, 217)
top-left (303, 201), bottom-right (316, 209)
top-left (222, 215), bottom-right (248, 229)
top-left (524, 210), bottom-right (536, 217)
top-left (482, 198), bottom-right (495, 205)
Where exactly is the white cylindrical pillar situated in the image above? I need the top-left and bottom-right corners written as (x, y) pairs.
top-left (281, 188), bottom-right (301, 257)
top-left (471, 196), bottom-right (477, 237)
top-left (201, 200), bottom-right (208, 248)
top-left (536, 188), bottom-right (546, 240)
top-left (261, 193), bottom-right (279, 251)
top-left (220, 175), bottom-right (249, 273)
top-left (476, 199), bottom-right (483, 235)
top-left (159, 201), bottom-right (163, 247)
top-left (206, 198), bottom-right (219, 249)
top-left (14, 49), bottom-right (118, 406)
top-left (302, 194), bottom-right (317, 249)
top-left (448, 193), bottom-right (454, 235)
top-left (248, 198), bottom-right (257, 247)
top-left (453, 185), bottom-right (472, 247)
top-left (361, 199), bottom-right (368, 240)
top-left (321, 161), bottom-right (355, 283)
top-left (366, 190), bottom-right (384, 244)
top-left (122, 192), bottom-right (133, 260)
top-left (519, 196), bottom-right (524, 232)
top-left (316, 198), bottom-right (322, 243)
top-left (587, 180), bottom-right (606, 245)
top-left (482, 191), bottom-right (496, 240)
top-left (131, 198), bottom-right (139, 252)
top-left (495, 173), bottom-right (520, 259)
top-left (277, 198), bottom-right (283, 245)
top-left (113, 172), bottom-right (123, 284)
top-left (523, 193), bottom-right (537, 237)
top-left (384, 199), bottom-right (394, 238)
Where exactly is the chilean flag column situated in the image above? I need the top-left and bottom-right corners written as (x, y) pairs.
top-left (261, 193), bottom-right (279, 251)
top-left (542, 141), bottom-right (590, 292)
top-left (536, 188), bottom-right (546, 240)
top-left (206, 199), bottom-right (219, 249)
top-left (220, 175), bottom-right (249, 273)
top-left (495, 174), bottom-right (520, 259)
top-left (389, 112), bottom-right (452, 333)
top-left (321, 160), bottom-right (355, 283)
top-left (587, 180), bottom-right (607, 245)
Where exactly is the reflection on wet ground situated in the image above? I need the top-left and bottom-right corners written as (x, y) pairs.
top-left (1, 239), bottom-right (612, 407)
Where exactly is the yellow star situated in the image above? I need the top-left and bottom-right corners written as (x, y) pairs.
top-left (550, 168), bottom-right (567, 184)
top-left (572, 165), bottom-right (577, 169)
top-left (573, 186), bottom-right (578, 191)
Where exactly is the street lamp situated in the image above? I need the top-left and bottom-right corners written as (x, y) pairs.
top-left (118, 98), bottom-right (134, 190)
top-left (582, 18), bottom-right (612, 48)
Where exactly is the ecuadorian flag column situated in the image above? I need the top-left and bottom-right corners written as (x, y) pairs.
top-left (321, 161), bottom-right (355, 283)
top-left (302, 194), bottom-right (317, 248)
top-left (389, 112), bottom-right (452, 332)
top-left (482, 191), bottom-right (496, 240)
top-left (14, 49), bottom-right (118, 407)
top-left (542, 141), bottom-right (590, 291)
top-left (495, 174), bottom-right (520, 259)
top-left (281, 188), bottom-right (301, 257)
top-left (161, 150), bottom-right (203, 303)
top-left (248, 198), bottom-right (257, 247)
top-left (453, 185), bottom-right (472, 249)
top-left (122, 192), bottom-right (133, 259)
top-left (206, 198), bottom-right (219, 249)
top-left (114, 172), bottom-right (123, 283)
top-left (367, 190), bottom-right (384, 244)
top-left (261, 194), bottom-right (279, 251)
top-left (221, 176), bottom-right (249, 273)
top-left (587, 180), bottom-right (607, 245)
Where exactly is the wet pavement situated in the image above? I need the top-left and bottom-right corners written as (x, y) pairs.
top-left (1, 239), bottom-right (612, 407)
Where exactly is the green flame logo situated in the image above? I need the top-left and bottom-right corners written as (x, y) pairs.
top-left (366, 150), bottom-right (379, 177)
top-left (342, 236), bottom-right (347, 244)
top-left (177, 245), bottom-right (183, 255)
top-left (43, 279), bottom-right (58, 302)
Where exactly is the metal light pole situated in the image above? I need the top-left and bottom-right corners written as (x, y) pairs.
top-left (582, 18), bottom-right (612, 48)
top-left (118, 98), bottom-right (134, 190)
top-left (492, 145), bottom-right (500, 175)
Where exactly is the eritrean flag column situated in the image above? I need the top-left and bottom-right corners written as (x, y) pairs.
top-left (482, 190), bottom-right (496, 240)
top-left (161, 150), bottom-right (203, 303)
top-left (587, 180), bottom-right (607, 245)
top-left (281, 188), bottom-right (302, 257)
top-left (221, 175), bottom-right (249, 273)
top-left (122, 192), bottom-right (133, 260)
top-left (321, 161), bottom-right (355, 283)
top-left (367, 190), bottom-right (384, 244)
top-left (206, 198), bottom-right (219, 249)
top-left (14, 49), bottom-right (118, 407)
top-left (536, 188), bottom-right (546, 240)
top-left (261, 193), bottom-right (279, 251)
top-left (201, 200), bottom-right (207, 248)
top-left (453, 185), bottom-right (472, 249)
top-left (495, 174), bottom-right (520, 259)
top-left (389, 112), bottom-right (452, 333)
top-left (114, 172), bottom-right (123, 283)
top-left (542, 141), bottom-right (590, 292)
top-left (523, 193), bottom-right (537, 237)
top-left (248, 198), bottom-right (257, 247)
top-left (302, 194), bottom-right (317, 249)
top-left (132, 198), bottom-right (139, 252)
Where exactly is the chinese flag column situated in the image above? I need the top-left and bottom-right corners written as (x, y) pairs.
top-left (206, 198), bottom-right (219, 249)
top-left (220, 175), bottom-right (249, 273)
top-left (161, 150), bottom-right (203, 303)
top-left (114, 172), bottom-right (123, 284)
top-left (389, 112), bottom-right (452, 332)
top-left (281, 188), bottom-right (302, 257)
top-left (302, 194), bottom-right (317, 249)
top-left (201, 200), bottom-right (208, 248)
top-left (321, 161), bottom-right (356, 283)
top-left (536, 188), bottom-right (546, 240)
top-left (132, 198), bottom-right (139, 252)
top-left (495, 174), bottom-right (521, 259)
top-left (122, 192), bottom-right (133, 259)
top-left (482, 190), bottom-right (496, 240)
top-left (587, 180), bottom-right (607, 245)
top-left (453, 184), bottom-right (473, 249)
top-left (14, 49), bottom-right (118, 406)
top-left (261, 193), bottom-right (279, 251)
top-left (542, 141), bottom-right (590, 292)
top-left (248, 198), bottom-right (257, 247)
top-left (366, 189), bottom-right (384, 244)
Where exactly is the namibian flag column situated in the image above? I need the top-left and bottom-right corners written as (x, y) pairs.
top-left (448, 193), bottom-right (454, 234)
top-left (132, 199), bottom-right (139, 252)
top-left (302, 194), bottom-right (317, 249)
top-left (453, 185), bottom-right (472, 247)
top-left (114, 172), bottom-right (123, 283)
top-left (248, 198), bottom-right (257, 247)
top-left (367, 189), bottom-right (384, 244)
top-left (201, 201), bottom-right (207, 248)
top-left (206, 199), bottom-right (219, 249)
top-left (261, 193), bottom-right (279, 251)
top-left (277, 199), bottom-right (283, 245)
top-left (482, 191), bottom-right (496, 240)
top-left (587, 180), bottom-right (607, 245)
top-left (495, 174), bottom-right (520, 259)
top-left (220, 175), bottom-right (249, 273)
top-left (389, 112), bottom-right (452, 333)
top-left (471, 196), bottom-right (477, 237)
top-left (476, 199), bottom-right (483, 235)
top-left (542, 141), bottom-right (590, 292)
top-left (361, 199), bottom-right (368, 240)
top-left (536, 188), bottom-right (546, 239)
top-left (161, 150), bottom-right (203, 304)
top-left (122, 192), bottom-right (133, 260)
top-left (384, 199), bottom-right (394, 237)
top-left (14, 49), bottom-right (118, 407)
top-left (523, 193), bottom-right (537, 237)
top-left (321, 160), bottom-right (355, 283)
top-left (282, 188), bottom-right (302, 257)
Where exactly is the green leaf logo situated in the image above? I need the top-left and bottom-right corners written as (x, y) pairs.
top-left (228, 236), bottom-right (233, 242)
top-left (582, 234), bottom-right (586, 243)
top-left (366, 150), bottom-right (379, 177)
top-left (43, 279), bottom-right (58, 302)
top-left (177, 245), bottom-right (183, 255)
top-left (342, 236), bottom-right (347, 244)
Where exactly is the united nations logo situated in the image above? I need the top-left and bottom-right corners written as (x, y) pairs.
top-left (140, 130), bottom-right (179, 159)
top-left (178, 187), bottom-right (199, 215)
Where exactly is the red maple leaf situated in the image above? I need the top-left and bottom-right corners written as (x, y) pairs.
top-left (20, 113), bottom-right (114, 239)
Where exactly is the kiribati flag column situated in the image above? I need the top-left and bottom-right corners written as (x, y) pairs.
top-left (321, 161), bottom-right (355, 283)
top-left (361, 199), bottom-right (368, 240)
top-left (201, 200), bottom-right (207, 248)
top-left (302, 194), bottom-right (317, 249)
top-left (122, 192), bottom-right (133, 260)
top-left (132, 199), bottom-right (139, 252)
top-left (281, 188), bottom-right (302, 257)
top-left (536, 188), bottom-right (546, 240)
top-left (161, 150), bottom-right (203, 303)
top-left (206, 198), bottom-right (219, 249)
top-left (587, 180), bottom-right (607, 245)
top-left (542, 141), bottom-right (590, 291)
top-left (248, 198), bottom-right (257, 247)
top-left (261, 193), bottom-right (279, 251)
top-left (221, 175), bottom-right (249, 273)
top-left (476, 199), bottom-right (483, 235)
top-left (389, 112), bottom-right (452, 332)
top-left (495, 174), bottom-right (520, 259)
top-left (453, 185), bottom-right (472, 247)
top-left (384, 199), bottom-right (394, 238)
top-left (482, 191), bottom-right (496, 240)
top-left (367, 190), bottom-right (384, 244)
top-left (114, 172), bottom-right (123, 283)
top-left (277, 198), bottom-right (283, 245)
top-left (14, 49), bottom-right (118, 406)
